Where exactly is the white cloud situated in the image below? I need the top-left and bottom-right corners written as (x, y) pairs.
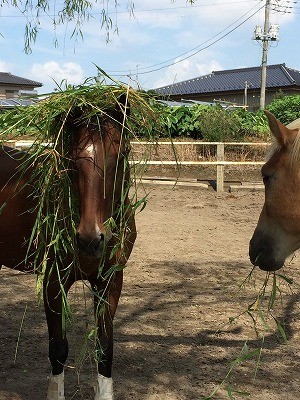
top-left (0, 60), bottom-right (12, 72)
top-left (152, 58), bottom-right (223, 88)
top-left (30, 61), bottom-right (84, 91)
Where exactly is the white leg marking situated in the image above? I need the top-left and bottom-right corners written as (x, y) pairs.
top-left (94, 374), bottom-right (114, 400)
top-left (47, 371), bottom-right (65, 400)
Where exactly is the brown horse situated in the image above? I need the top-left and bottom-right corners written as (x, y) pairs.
top-left (250, 111), bottom-right (300, 272)
top-left (0, 102), bottom-right (136, 400)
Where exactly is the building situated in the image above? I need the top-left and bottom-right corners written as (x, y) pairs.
top-left (154, 64), bottom-right (300, 110)
top-left (0, 72), bottom-right (43, 109)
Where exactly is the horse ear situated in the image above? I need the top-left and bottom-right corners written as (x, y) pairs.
top-left (264, 110), bottom-right (297, 147)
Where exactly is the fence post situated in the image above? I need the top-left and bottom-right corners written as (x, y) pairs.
top-left (216, 143), bottom-right (224, 192)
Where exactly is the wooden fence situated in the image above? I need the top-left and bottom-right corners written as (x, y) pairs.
top-left (131, 141), bottom-right (270, 192)
top-left (7, 140), bottom-right (270, 192)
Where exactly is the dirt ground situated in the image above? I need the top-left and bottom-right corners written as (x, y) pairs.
top-left (1, 180), bottom-right (300, 400)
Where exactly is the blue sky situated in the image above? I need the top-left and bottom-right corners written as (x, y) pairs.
top-left (0, 0), bottom-right (299, 94)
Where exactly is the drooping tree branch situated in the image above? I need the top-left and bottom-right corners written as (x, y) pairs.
top-left (0, 0), bottom-right (196, 53)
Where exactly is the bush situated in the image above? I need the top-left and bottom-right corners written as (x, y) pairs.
top-left (231, 109), bottom-right (269, 139)
top-left (197, 106), bottom-right (244, 141)
top-left (158, 104), bottom-right (209, 139)
top-left (267, 95), bottom-right (300, 124)
top-left (134, 98), bottom-right (271, 141)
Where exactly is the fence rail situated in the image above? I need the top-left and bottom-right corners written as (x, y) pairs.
top-left (131, 141), bottom-right (270, 192)
top-left (6, 140), bottom-right (270, 192)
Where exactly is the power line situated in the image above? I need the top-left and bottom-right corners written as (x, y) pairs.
top-left (107, 3), bottom-right (265, 77)
top-left (107, 3), bottom-right (263, 74)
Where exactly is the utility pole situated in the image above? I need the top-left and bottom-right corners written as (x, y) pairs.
top-left (253, 0), bottom-right (279, 109)
top-left (244, 81), bottom-right (249, 107)
top-left (260, 0), bottom-right (270, 110)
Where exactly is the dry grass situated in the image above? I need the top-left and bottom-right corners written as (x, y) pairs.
top-left (131, 141), bottom-right (269, 163)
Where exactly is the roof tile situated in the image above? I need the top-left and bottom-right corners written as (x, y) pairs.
top-left (0, 72), bottom-right (42, 87)
top-left (154, 64), bottom-right (300, 95)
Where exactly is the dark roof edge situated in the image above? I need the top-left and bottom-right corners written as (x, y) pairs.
top-left (212, 63), bottom-right (285, 75)
top-left (155, 72), bottom-right (214, 91)
top-left (280, 64), bottom-right (296, 84)
top-left (0, 72), bottom-right (43, 87)
top-left (154, 63), bottom-right (291, 91)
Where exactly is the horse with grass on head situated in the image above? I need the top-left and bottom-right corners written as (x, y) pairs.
top-left (0, 85), bottom-right (149, 400)
top-left (250, 111), bottom-right (300, 272)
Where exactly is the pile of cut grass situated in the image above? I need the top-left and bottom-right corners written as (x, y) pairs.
top-left (0, 77), bottom-right (156, 143)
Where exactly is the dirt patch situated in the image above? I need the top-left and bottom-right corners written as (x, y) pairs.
top-left (1, 185), bottom-right (300, 400)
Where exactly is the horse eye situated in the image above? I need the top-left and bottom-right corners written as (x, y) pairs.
top-left (262, 174), bottom-right (271, 186)
top-left (122, 150), bottom-right (129, 158)
top-left (120, 147), bottom-right (130, 158)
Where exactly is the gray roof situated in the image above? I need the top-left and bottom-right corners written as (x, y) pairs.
top-left (0, 72), bottom-right (42, 87)
top-left (0, 98), bottom-right (39, 109)
top-left (154, 64), bottom-right (300, 96)
top-left (157, 99), bottom-right (215, 107)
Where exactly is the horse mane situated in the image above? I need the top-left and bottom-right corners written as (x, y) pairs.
top-left (290, 129), bottom-right (300, 168)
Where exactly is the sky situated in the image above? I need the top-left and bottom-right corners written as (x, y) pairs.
top-left (0, 0), bottom-right (299, 94)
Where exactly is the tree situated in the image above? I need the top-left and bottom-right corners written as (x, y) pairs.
top-left (2, 0), bottom-right (195, 53)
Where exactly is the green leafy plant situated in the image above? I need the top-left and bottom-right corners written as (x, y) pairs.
top-left (134, 101), bottom-right (270, 141)
top-left (267, 95), bottom-right (300, 124)
top-left (161, 104), bottom-right (207, 139)
top-left (232, 109), bottom-right (269, 139)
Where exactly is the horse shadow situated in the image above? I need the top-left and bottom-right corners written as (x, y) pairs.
top-left (1, 260), bottom-right (300, 399)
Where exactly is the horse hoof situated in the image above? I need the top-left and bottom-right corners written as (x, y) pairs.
top-left (47, 371), bottom-right (65, 400)
top-left (94, 374), bottom-right (114, 400)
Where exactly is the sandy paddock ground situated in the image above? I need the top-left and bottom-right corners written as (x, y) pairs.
top-left (1, 183), bottom-right (300, 400)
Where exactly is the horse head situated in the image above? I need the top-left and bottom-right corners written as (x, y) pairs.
top-left (69, 100), bottom-right (130, 259)
top-left (249, 111), bottom-right (300, 271)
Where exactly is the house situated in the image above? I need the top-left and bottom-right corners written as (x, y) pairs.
top-left (154, 64), bottom-right (300, 110)
top-left (0, 72), bottom-right (43, 109)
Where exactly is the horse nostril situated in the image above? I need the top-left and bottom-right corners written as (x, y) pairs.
top-left (76, 232), bottom-right (105, 255)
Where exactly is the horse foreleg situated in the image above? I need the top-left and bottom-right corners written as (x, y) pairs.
top-left (91, 270), bottom-right (123, 400)
top-left (47, 371), bottom-right (65, 400)
top-left (43, 272), bottom-right (73, 400)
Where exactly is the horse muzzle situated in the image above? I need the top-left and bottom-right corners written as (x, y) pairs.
top-left (249, 229), bottom-right (284, 271)
top-left (76, 230), bottom-right (112, 258)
